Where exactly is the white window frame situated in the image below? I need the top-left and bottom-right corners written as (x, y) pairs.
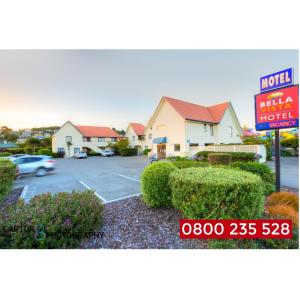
top-left (229, 126), bottom-right (233, 137)
top-left (98, 137), bottom-right (105, 142)
top-left (210, 125), bottom-right (214, 136)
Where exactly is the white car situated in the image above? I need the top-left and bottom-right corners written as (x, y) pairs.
top-left (99, 150), bottom-right (114, 157)
top-left (73, 151), bottom-right (87, 159)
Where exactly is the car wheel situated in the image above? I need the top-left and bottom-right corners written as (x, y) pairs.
top-left (35, 167), bottom-right (47, 177)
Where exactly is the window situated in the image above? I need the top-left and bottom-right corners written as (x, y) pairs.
top-left (57, 147), bottom-right (65, 153)
top-left (132, 136), bottom-right (135, 141)
top-left (210, 125), bottom-right (214, 136)
top-left (229, 126), bottom-right (233, 137)
top-left (204, 124), bottom-right (207, 132)
top-left (74, 148), bottom-right (80, 154)
top-left (65, 136), bottom-right (72, 142)
top-left (174, 144), bottom-right (181, 152)
top-left (148, 134), bottom-right (152, 140)
top-left (98, 137), bottom-right (105, 142)
top-left (83, 137), bottom-right (91, 142)
top-left (144, 145), bottom-right (148, 149)
top-left (111, 137), bottom-right (117, 142)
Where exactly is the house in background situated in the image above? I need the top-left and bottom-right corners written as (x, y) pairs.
top-left (125, 123), bottom-right (146, 154)
top-left (52, 121), bottom-right (121, 157)
top-left (144, 96), bottom-right (242, 159)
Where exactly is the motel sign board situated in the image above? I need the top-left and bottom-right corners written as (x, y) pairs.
top-left (260, 68), bottom-right (293, 92)
top-left (255, 85), bottom-right (299, 131)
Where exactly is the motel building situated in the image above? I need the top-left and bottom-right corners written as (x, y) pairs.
top-left (52, 121), bottom-right (122, 157)
top-left (142, 96), bottom-right (243, 159)
top-left (125, 123), bottom-right (146, 154)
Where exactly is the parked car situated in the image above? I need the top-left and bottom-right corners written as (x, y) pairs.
top-left (9, 154), bottom-right (29, 159)
top-left (99, 150), bottom-right (114, 157)
top-left (12, 155), bottom-right (56, 177)
top-left (73, 151), bottom-right (88, 159)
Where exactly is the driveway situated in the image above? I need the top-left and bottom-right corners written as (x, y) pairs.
top-left (266, 157), bottom-right (299, 189)
top-left (14, 156), bottom-right (150, 203)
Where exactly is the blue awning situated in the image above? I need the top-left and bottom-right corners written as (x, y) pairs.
top-left (152, 137), bottom-right (167, 144)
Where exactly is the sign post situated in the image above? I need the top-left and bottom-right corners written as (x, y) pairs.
top-left (274, 129), bottom-right (281, 192)
top-left (255, 68), bottom-right (298, 192)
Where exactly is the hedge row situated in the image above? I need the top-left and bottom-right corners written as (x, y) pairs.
top-left (196, 151), bottom-right (256, 162)
top-left (141, 162), bottom-right (265, 220)
top-left (0, 190), bottom-right (104, 249)
top-left (208, 153), bottom-right (232, 165)
top-left (120, 148), bottom-right (138, 156)
top-left (0, 160), bottom-right (16, 203)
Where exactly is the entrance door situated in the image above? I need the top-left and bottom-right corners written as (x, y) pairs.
top-left (157, 144), bottom-right (166, 159)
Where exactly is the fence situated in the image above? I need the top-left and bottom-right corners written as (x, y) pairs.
top-left (189, 144), bottom-right (266, 163)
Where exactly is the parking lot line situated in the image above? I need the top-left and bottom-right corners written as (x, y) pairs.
top-left (117, 174), bottom-right (140, 182)
top-left (20, 185), bottom-right (28, 200)
top-left (79, 180), bottom-right (107, 203)
top-left (105, 193), bottom-right (142, 204)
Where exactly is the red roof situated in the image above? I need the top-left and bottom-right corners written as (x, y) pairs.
top-left (129, 123), bottom-right (145, 135)
top-left (75, 125), bottom-right (121, 138)
top-left (243, 130), bottom-right (259, 137)
top-left (164, 96), bottom-right (229, 123)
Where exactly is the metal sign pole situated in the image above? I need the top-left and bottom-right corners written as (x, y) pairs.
top-left (275, 129), bottom-right (281, 192)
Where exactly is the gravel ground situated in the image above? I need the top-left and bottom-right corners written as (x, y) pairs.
top-left (81, 196), bottom-right (208, 249)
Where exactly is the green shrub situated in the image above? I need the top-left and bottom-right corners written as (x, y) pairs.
top-left (1, 191), bottom-right (104, 249)
top-left (230, 152), bottom-right (256, 162)
top-left (143, 149), bottom-right (152, 155)
top-left (196, 151), bottom-right (214, 161)
top-left (208, 153), bottom-right (232, 165)
top-left (230, 161), bottom-right (275, 195)
top-left (24, 146), bottom-right (34, 154)
top-left (141, 161), bottom-right (177, 208)
top-left (172, 160), bottom-right (209, 169)
top-left (6, 148), bottom-right (25, 154)
top-left (0, 160), bottom-right (16, 203)
top-left (88, 151), bottom-right (101, 156)
top-left (37, 148), bottom-right (53, 156)
top-left (170, 167), bottom-right (265, 219)
top-left (281, 137), bottom-right (298, 149)
top-left (166, 156), bottom-right (189, 161)
top-left (120, 147), bottom-right (137, 156)
top-left (0, 152), bottom-right (11, 157)
top-left (281, 149), bottom-right (293, 157)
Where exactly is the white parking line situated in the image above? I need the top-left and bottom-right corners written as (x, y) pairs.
top-left (20, 185), bottom-right (28, 200)
top-left (79, 180), bottom-right (107, 203)
top-left (117, 174), bottom-right (140, 182)
top-left (105, 193), bottom-right (142, 204)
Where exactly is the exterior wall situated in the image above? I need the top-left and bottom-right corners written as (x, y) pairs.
top-left (145, 101), bottom-right (186, 157)
top-left (125, 125), bottom-right (145, 152)
top-left (216, 108), bottom-right (242, 144)
top-left (52, 122), bottom-right (84, 157)
top-left (52, 122), bottom-right (119, 157)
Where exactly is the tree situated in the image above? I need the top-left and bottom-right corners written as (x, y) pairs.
top-left (281, 137), bottom-right (299, 149)
top-left (25, 137), bottom-right (41, 151)
top-left (0, 126), bottom-right (18, 143)
top-left (41, 137), bottom-right (52, 147)
top-left (108, 138), bottom-right (129, 154)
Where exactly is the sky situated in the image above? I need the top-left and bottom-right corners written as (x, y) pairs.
top-left (0, 50), bottom-right (298, 131)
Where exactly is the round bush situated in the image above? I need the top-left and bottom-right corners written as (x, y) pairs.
top-left (208, 153), bottom-right (232, 165)
top-left (141, 161), bottom-right (177, 207)
top-left (37, 148), bottom-right (53, 156)
top-left (170, 167), bottom-right (265, 219)
top-left (0, 160), bottom-right (16, 203)
top-left (3, 190), bottom-right (103, 249)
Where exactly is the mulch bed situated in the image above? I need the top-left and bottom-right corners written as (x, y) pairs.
top-left (0, 187), bottom-right (23, 212)
top-left (81, 196), bottom-right (208, 249)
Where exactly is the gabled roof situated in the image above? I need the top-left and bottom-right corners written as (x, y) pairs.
top-left (243, 130), bottom-right (259, 137)
top-left (129, 123), bottom-right (145, 135)
top-left (75, 125), bottom-right (121, 138)
top-left (164, 96), bottom-right (229, 123)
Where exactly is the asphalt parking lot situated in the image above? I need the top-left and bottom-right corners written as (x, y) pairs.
top-left (14, 156), bottom-right (150, 203)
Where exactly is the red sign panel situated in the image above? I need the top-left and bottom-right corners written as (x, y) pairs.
top-left (255, 85), bottom-right (299, 131)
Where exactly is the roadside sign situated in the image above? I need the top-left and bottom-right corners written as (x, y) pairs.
top-left (260, 68), bottom-right (293, 92)
top-left (255, 85), bottom-right (299, 131)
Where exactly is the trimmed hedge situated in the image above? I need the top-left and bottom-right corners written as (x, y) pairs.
top-left (5, 148), bottom-right (25, 154)
top-left (0, 190), bottom-right (104, 249)
top-left (230, 161), bottom-right (275, 195)
top-left (196, 151), bottom-right (256, 162)
top-left (208, 153), bottom-right (232, 165)
top-left (141, 161), bottom-right (177, 207)
top-left (120, 147), bottom-right (138, 156)
top-left (87, 151), bottom-right (101, 156)
top-left (170, 167), bottom-right (265, 219)
top-left (172, 160), bottom-right (209, 169)
top-left (0, 160), bottom-right (16, 203)
top-left (0, 152), bottom-right (11, 157)
top-left (37, 148), bottom-right (53, 156)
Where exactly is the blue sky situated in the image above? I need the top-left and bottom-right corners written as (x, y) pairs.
top-left (0, 50), bottom-right (298, 130)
